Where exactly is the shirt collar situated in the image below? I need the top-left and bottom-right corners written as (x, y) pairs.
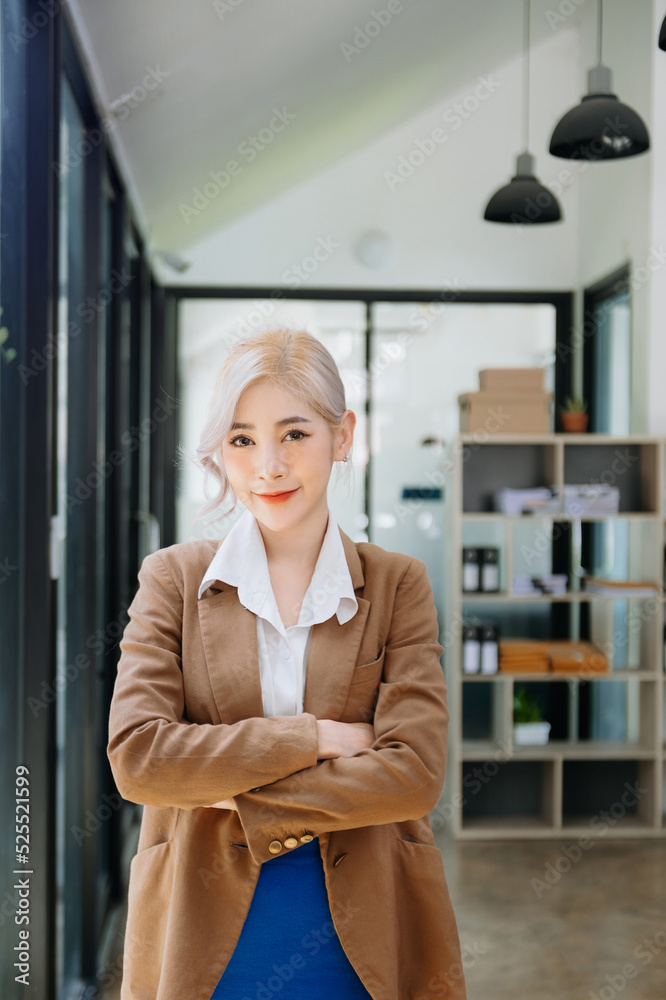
top-left (197, 506), bottom-right (358, 630)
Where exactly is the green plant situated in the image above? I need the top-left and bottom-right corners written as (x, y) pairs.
top-left (560, 394), bottom-right (588, 414)
top-left (513, 687), bottom-right (543, 724)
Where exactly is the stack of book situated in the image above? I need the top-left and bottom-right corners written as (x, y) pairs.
top-left (546, 640), bottom-right (608, 673)
top-left (494, 486), bottom-right (560, 515)
top-left (562, 484), bottom-right (620, 515)
top-left (499, 639), bottom-right (550, 672)
top-left (513, 574), bottom-right (568, 596)
top-left (499, 638), bottom-right (608, 674)
top-left (583, 576), bottom-right (659, 597)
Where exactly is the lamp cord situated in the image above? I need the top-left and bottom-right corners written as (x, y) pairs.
top-left (522, 0), bottom-right (530, 153)
top-left (597, 0), bottom-right (603, 65)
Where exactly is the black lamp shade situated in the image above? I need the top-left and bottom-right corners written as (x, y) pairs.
top-left (659, 14), bottom-right (666, 51)
top-left (484, 153), bottom-right (562, 225)
top-left (549, 65), bottom-right (650, 160)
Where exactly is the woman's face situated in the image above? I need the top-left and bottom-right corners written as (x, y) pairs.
top-left (220, 379), bottom-right (355, 531)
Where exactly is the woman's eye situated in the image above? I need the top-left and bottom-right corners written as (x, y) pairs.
top-left (229, 430), bottom-right (309, 447)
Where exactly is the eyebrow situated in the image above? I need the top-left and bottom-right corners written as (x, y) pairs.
top-left (229, 416), bottom-right (313, 431)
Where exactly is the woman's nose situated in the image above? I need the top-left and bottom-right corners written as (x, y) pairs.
top-left (255, 444), bottom-right (289, 478)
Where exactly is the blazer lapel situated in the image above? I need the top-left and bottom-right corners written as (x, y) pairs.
top-left (197, 525), bottom-right (370, 723)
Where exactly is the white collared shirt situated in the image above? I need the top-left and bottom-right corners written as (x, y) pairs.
top-left (198, 506), bottom-right (358, 717)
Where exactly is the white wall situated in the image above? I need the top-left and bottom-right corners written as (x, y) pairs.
top-left (174, 25), bottom-right (583, 292)
top-left (648, 2), bottom-right (666, 435)
top-left (573, 0), bottom-right (658, 433)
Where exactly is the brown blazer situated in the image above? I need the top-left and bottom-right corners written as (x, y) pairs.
top-left (107, 525), bottom-right (467, 1000)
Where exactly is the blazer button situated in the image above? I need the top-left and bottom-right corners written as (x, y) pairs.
top-left (300, 833), bottom-right (314, 843)
top-left (333, 853), bottom-right (348, 867)
top-left (284, 837), bottom-right (298, 849)
top-left (268, 840), bottom-right (282, 854)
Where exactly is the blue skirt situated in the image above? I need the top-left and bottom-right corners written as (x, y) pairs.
top-left (209, 836), bottom-right (373, 1000)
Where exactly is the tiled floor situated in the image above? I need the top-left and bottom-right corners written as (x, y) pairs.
top-left (100, 838), bottom-right (666, 999)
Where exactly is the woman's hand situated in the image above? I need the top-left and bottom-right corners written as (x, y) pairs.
top-left (316, 720), bottom-right (375, 760)
top-left (209, 720), bottom-right (376, 806)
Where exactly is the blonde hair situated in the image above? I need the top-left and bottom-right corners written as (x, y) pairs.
top-left (178, 326), bottom-right (354, 534)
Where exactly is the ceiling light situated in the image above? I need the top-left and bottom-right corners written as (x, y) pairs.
top-left (484, 0), bottom-right (562, 225)
top-left (549, 0), bottom-right (650, 160)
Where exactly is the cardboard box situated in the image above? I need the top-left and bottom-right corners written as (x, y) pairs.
top-left (458, 391), bottom-right (552, 433)
top-left (478, 367), bottom-right (546, 392)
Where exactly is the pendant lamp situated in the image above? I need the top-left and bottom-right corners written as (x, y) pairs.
top-left (484, 0), bottom-right (561, 224)
top-left (549, 0), bottom-right (649, 159)
top-left (659, 14), bottom-right (666, 51)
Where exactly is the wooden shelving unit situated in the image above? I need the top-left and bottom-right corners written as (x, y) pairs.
top-left (439, 433), bottom-right (666, 840)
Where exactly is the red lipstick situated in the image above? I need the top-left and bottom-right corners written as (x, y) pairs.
top-left (254, 488), bottom-right (299, 505)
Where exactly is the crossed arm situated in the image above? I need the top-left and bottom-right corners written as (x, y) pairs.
top-left (210, 720), bottom-right (375, 809)
top-left (107, 551), bottom-right (449, 865)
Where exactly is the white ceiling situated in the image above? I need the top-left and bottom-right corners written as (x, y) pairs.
top-left (68, 0), bottom-right (590, 259)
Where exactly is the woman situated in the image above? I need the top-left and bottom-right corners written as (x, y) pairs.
top-left (107, 327), bottom-right (467, 1000)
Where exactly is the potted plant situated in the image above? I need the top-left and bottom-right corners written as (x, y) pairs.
top-left (513, 687), bottom-right (551, 745)
top-left (559, 395), bottom-right (589, 432)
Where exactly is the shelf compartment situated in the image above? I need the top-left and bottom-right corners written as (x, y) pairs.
top-left (461, 442), bottom-right (558, 513)
top-left (561, 759), bottom-right (656, 829)
top-left (461, 519), bottom-right (507, 594)
top-left (563, 442), bottom-right (660, 513)
top-left (589, 596), bottom-right (663, 671)
top-left (460, 759), bottom-right (557, 830)
top-left (461, 681), bottom-right (511, 745)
